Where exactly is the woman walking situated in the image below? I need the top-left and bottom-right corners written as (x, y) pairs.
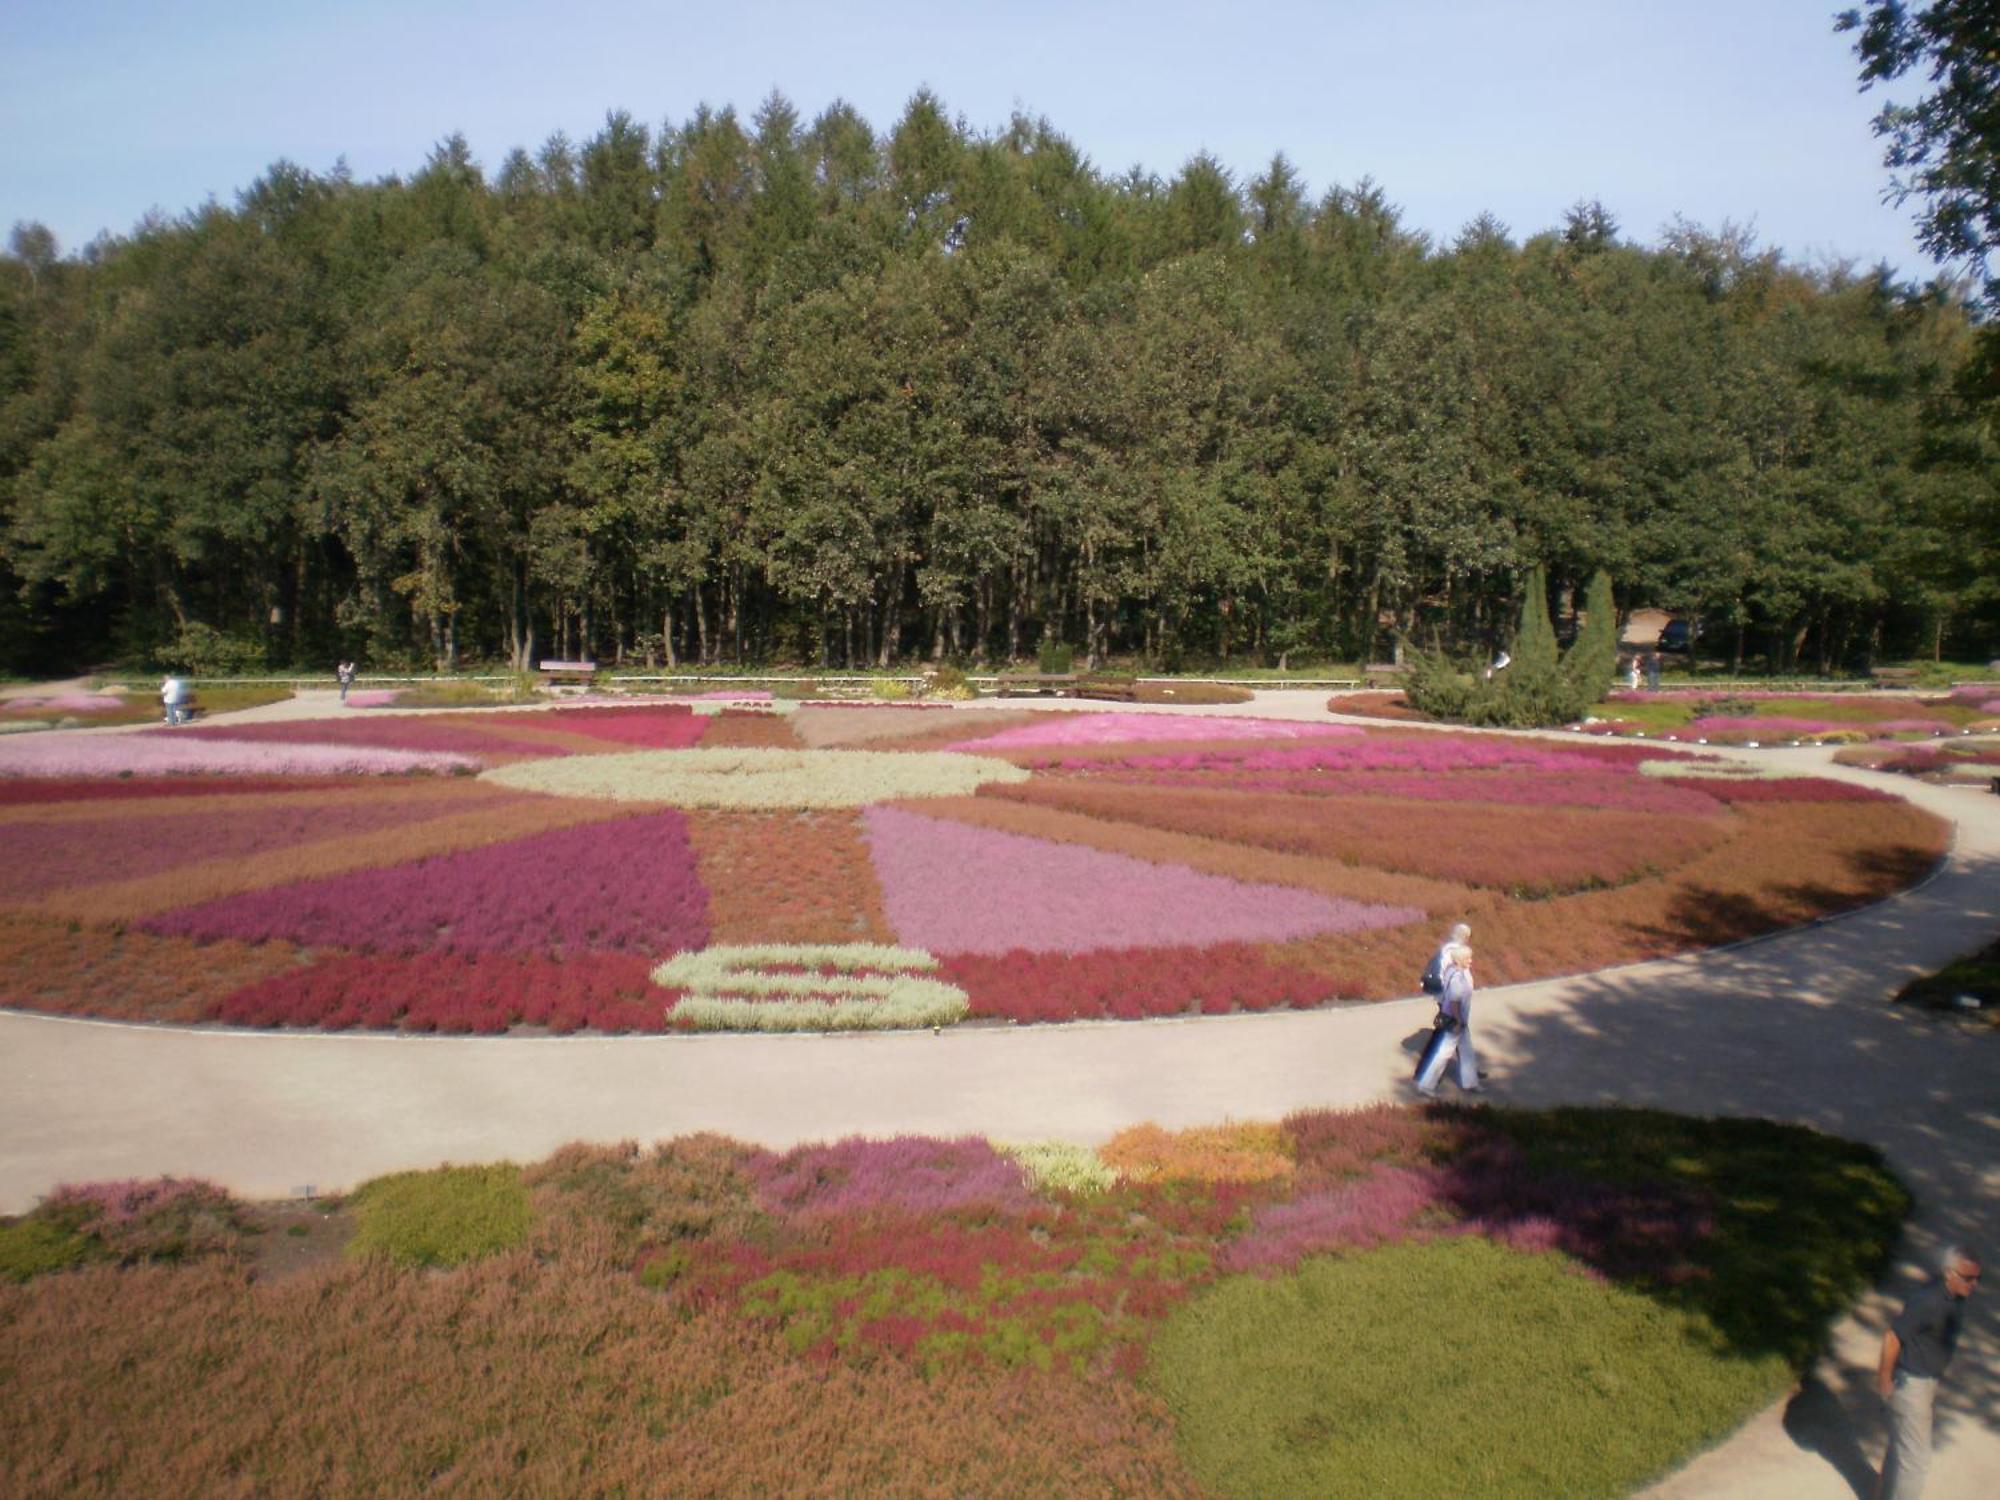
top-left (1414, 943), bottom-right (1482, 1097)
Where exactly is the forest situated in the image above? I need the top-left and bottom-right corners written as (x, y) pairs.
top-left (1, 90), bottom-right (1995, 676)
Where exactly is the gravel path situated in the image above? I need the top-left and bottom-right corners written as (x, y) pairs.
top-left (1, 688), bottom-right (1993, 1497)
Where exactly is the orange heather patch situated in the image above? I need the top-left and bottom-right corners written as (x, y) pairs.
top-left (699, 712), bottom-right (805, 750)
top-left (686, 808), bottom-right (895, 945)
top-left (0, 914), bottom-right (306, 1023)
top-left (1101, 1121), bottom-right (1295, 1184)
top-left (917, 793), bottom-right (1483, 918)
top-left (985, 781), bottom-right (1730, 892)
top-left (26, 795), bottom-right (639, 926)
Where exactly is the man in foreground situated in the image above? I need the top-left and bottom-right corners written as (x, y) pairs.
top-left (1876, 1245), bottom-right (1980, 1498)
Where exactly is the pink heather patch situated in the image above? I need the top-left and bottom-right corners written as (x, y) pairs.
top-left (1052, 737), bottom-right (1645, 776)
top-left (144, 810), bottom-right (709, 957)
top-left (0, 735), bottom-right (474, 778)
top-left (345, 689), bottom-right (402, 708)
top-left (862, 804), bottom-right (1418, 955)
top-left (2, 692), bottom-right (126, 715)
top-left (159, 717), bottom-right (575, 759)
top-left (1219, 1165), bottom-right (1442, 1272)
top-left (946, 712), bottom-right (1364, 752)
top-left (749, 1136), bottom-right (1034, 1221)
top-left (0, 799), bottom-right (478, 900)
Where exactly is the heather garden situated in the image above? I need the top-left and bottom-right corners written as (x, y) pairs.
top-left (0, 698), bottom-right (1945, 1032)
top-left (0, 1106), bottom-right (1909, 1497)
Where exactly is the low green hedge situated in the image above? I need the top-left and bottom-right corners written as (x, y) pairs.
top-left (345, 1164), bottom-right (532, 1268)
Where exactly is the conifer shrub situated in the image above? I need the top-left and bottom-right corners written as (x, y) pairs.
top-left (1405, 565), bottom-right (1611, 728)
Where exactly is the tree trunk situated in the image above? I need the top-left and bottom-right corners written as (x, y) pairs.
top-left (663, 605), bottom-right (677, 670)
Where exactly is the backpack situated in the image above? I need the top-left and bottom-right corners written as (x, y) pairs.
top-left (1419, 951), bottom-right (1444, 996)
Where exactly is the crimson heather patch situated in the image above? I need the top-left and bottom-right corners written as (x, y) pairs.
top-left (142, 809), bottom-right (709, 957)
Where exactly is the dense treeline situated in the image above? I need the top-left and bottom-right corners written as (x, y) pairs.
top-left (2, 91), bottom-right (1995, 675)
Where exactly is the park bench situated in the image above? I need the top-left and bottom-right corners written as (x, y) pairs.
top-left (1362, 663), bottom-right (1408, 690)
top-left (1870, 666), bottom-right (1922, 686)
top-left (537, 660), bottom-right (597, 693)
top-left (995, 671), bottom-right (1078, 697)
top-left (1073, 674), bottom-right (1140, 702)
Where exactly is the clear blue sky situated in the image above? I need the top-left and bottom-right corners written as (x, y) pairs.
top-left (0, 0), bottom-right (1940, 278)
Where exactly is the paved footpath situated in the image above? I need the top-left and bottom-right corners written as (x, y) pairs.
top-left (1, 691), bottom-right (1995, 1497)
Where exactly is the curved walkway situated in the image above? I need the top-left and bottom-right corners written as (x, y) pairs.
top-left (1, 691), bottom-right (1995, 1497)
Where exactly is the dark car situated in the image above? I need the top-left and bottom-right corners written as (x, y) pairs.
top-left (1657, 618), bottom-right (1702, 653)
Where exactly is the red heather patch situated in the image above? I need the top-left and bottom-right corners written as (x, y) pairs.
top-left (0, 777), bottom-right (348, 805)
top-left (1660, 777), bottom-right (1897, 804)
top-left (211, 951), bottom-right (664, 1033)
top-left (942, 944), bottom-right (1347, 1023)
top-left (534, 705), bottom-right (707, 748)
top-left (143, 810), bottom-right (710, 957)
top-left (0, 799), bottom-right (472, 899)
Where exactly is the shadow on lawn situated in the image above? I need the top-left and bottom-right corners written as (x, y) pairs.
top-left (1485, 842), bottom-right (2000, 1486)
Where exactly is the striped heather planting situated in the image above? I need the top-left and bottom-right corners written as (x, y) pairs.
top-left (947, 712), bottom-right (1366, 752)
top-left (0, 734), bottom-right (476, 778)
top-left (863, 804), bottom-right (1419, 955)
top-left (147, 810), bottom-right (709, 958)
top-left (654, 943), bottom-right (969, 1031)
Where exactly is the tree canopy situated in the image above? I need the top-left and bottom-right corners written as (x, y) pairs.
top-left (1, 92), bottom-right (1994, 674)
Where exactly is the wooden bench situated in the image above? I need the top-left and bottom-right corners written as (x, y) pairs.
top-left (1074, 674), bottom-right (1139, 702)
top-left (1871, 667), bottom-right (1922, 686)
top-left (1362, 663), bottom-right (1408, 690)
top-left (537, 660), bottom-right (597, 693)
top-left (995, 672), bottom-right (1078, 697)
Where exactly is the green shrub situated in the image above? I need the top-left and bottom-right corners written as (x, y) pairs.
top-left (1561, 571), bottom-right (1619, 706)
top-left (926, 665), bottom-right (974, 699)
top-left (1037, 639), bottom-right (1075, 674)
top-left (871, 677), bottom-right (913, 701)
top-left (157, 622), bottom-right (265, 676)
top-left (0, 1217), bottom-right (97, 1282)
top-left (1150, 1238), bottom-right (1784, 1500)
top-left (345, 1164), bottom-right (531, 1268)
top-left (1892, 937), bottom-right (2000, 1023)
top-left (1405, 565), bottom-right (1612, 728)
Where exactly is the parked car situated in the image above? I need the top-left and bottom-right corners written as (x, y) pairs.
top-left (1657, 618), bottom-right (1702, 653)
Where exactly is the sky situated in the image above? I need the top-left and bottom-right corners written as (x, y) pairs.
top-left (0, 0), bottom-right (1944, 279)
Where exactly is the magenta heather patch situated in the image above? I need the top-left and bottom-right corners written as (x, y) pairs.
top-left (946, 712), bottom-right (1364, 752)
top-left (749, 1135), bottom-right (1034, 1221)
top-left (0, 799), bottom-right (471, 900)
top-left (863, 804), bottom-right (1418, 955)
top-left (144, 810), bottom-right (709, 957)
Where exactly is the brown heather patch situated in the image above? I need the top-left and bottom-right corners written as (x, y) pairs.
top-left (0, 914), bottom-right (306, 1022)
top-left (0, 776), bottom-right (513, 830)
top-left (986, 781), bottom-right (1732, 892)
top-left (862, 709), bottom-right (1043, 752)
top-left (920, 792), bottom-right (1485, 917)
top-left (1258, 923), bottom-right (1456, 1002)
top-left (698, 710), bottom-right (805, 749)
top-left (0, 1258), bottom-right (1200, 1499)
top-left (790, 704), bottom-right (990, 748)
top-left (687, 809), bottom-right (895, 945)
top-left (1327, 691), bottom-right (1429, 722)
top-left (21, 796), bottom-right (638, 926)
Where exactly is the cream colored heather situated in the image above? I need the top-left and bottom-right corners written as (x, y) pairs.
top-left (1636, 757), bottom-right (1802, 781)
top-left (655, 943), bottom-right (969, 1032)
top-left (482, 747), bottom-right (1028, 807)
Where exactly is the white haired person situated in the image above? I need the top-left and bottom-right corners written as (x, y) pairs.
top-left (1876, 1245), bottom-right (1981, 1499)
top-left (1421, 922), bottom-right (1471, 1000)
top-left (1414, 943), bottom-right (1482, 1098)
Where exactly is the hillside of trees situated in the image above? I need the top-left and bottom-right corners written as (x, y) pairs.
top-left (2, 91), bottom-right (1995, 676)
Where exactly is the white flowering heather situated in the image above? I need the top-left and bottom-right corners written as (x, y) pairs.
top-left (1000, 1140), bottom-right (1119, 1197)
top-left (654, 943), bottom-right (970, 1031)
top-left (484, 747), bottom-right (1028, 807)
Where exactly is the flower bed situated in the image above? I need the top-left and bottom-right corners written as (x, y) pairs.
top-left (0, 1108), bottom-right (1905, 1496)
top-left (0, 705), bottom-right (1945, 1033)
top-left (947, 712), bottom-right (1364, 752)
